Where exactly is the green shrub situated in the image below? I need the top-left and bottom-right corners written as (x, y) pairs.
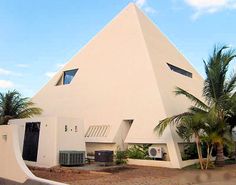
top-left (127, 144), bottom-right (151, 159)
top-left (181, 143), bottom-right (207, 160)
top-left (225, 159), bottom-right (236, 165)
top-left (195, 160), bottom-right (215, 169)
top-left (115, 150), bottom-right (127, 165)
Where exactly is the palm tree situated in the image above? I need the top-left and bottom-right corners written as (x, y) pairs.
top-left (203, 45), bottom-right (236, 166)
top-left (176, 114), bottom-right (206, 169)
top-left (0, 90), bottom-right (42, 125)
top-left (155, 45), bottom-right (236, 167)
top-left (155, 87), bottom-right (209, 169)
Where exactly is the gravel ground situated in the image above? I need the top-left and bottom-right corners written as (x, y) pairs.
top-left (30, 164), bottom-right (236, 185)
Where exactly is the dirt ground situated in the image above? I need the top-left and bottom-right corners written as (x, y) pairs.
top-left (30, 164), bottom-right (236, 185)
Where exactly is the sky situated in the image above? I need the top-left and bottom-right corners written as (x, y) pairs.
top-left (0, 0), bottom-right (236, 97)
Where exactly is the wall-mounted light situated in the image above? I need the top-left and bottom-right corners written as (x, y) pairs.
top-left (2, 134), bottom-right (7, 141)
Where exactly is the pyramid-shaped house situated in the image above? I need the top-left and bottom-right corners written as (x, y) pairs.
top-left (12, 3), bottom-right (203, 168)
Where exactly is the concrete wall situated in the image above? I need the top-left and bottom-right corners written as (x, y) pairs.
top-left (57, 117), bottom-right (85, 151)
top-left (115, 120), bottom-right (132, 151)
top-left (86, 143), bottom-right (116, 155)
top-left (9, 116), bottom-right (86, 168)
top-left (128, 158), bottom-right (173, 168)
top-left (57, 117), bottom-right (86, 160)
top-left (10, 117), bottom-right (58, 167)
top-left (127, 158), bottom-right (199, 169)
top-left (0, 124), bottom-right (66, 184)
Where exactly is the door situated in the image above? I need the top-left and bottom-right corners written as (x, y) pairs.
top-left (22, 122), bottom-right (41, 162)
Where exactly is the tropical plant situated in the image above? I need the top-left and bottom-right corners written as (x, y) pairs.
top-left (181, 142), bottom-right (208, 160)
top-left (155, 44), bottom-right (236, 168)
top-left (179, 118), bottom-right (204, 168)
top-left (157, 107), bottom-right (208, 169)
top-left (127, 144), bottom-right (151, 159)
top-left (0, 90), bottom-right (42, 125)
top-left (115, 150), bottom-right (127, 165)
top-left (203, 45), bottom-right (236, 166)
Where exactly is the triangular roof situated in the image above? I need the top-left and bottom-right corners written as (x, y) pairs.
top-left (33, 2), bottom-right (203, 149)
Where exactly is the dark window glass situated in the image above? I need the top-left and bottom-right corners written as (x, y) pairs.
top-left (63, 69), bottom-right (78, 85)
top-left (22, 122), bottom-right (41, 162)
top-left (167, 63), bottom-right (192, 78)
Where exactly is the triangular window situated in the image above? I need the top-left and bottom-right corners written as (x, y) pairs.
top-left (56, 69), bottom-right (78, 86)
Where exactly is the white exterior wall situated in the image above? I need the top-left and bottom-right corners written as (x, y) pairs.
top-left (57, 117), bottom-right (86, 159)
top-left (113, 120), bottom-right (132, 151)
top-left (9, 116), bottom-right (85, 168)
top-left (0, 124), bottom-right (66, 184)
top-left (10, 117), bottom-right (58, 167)
top-left (0, 125), bottom-right (31, 182)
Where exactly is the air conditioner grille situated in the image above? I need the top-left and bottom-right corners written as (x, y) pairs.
top-left (149, 148), bottom-right (157, 156)
top-left (148, 147), bottom-right (163, 159)
top-left (59, 151), bottom-right (85, 166)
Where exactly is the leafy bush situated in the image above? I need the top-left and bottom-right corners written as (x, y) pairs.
top-left (181, 143), bottom-right (207, 160)
top-left (195, 160), bottom-right (215, 169)
top-left (127, 146), bottom-right (145, 159)
top-left (127, 144), bottom-right (151, 159)
top-left (225, 159), bottom-right (236, 165)
top-left (115, 151), bottom-right (127, 165)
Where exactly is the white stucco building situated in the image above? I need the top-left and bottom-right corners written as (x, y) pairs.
top-left (11, 3), bottom-right (203, 168)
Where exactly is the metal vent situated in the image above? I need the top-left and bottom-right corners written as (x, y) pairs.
top-left (59, 151), bottom-right (85, 166)
top-left (85, 125), bottom-right (110, 137)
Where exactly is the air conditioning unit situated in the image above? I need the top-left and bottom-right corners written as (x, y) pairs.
top-left (148, 147), bottom-right (163, 158)
top-left (95, 150), bottom-right (113, 165)
top-left (59, 151), bottom-right (85, 166)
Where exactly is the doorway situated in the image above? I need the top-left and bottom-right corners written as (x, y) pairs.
top-left (22, 122), bottom-right (41, 162)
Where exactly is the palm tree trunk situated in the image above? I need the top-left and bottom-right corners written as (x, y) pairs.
top-left (215, 142), bottom-right (224, 167)
top-left (206, 144), bottom-right (213, 169)
top-left (206, 143), bottom-right (210, 169)
top-left (195, 135), bottom-right (203, 170)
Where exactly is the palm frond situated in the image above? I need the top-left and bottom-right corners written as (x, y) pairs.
top-left (155, 112), bottom-right (191, 136)
top-left (188, 106), bottom-right (207, 114)
top-left (224, 73), bottom-right (236, 94)
top-left (176, 124), bottom-right (193, 142)
top-left (0, 90), bottom-right (42, 124)
top-left (203, 45), bottom-right (236, 104)
top-left (175, 87), bottom-right (209, 110)
top-left (17, 107), bottom-right (42, 118)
